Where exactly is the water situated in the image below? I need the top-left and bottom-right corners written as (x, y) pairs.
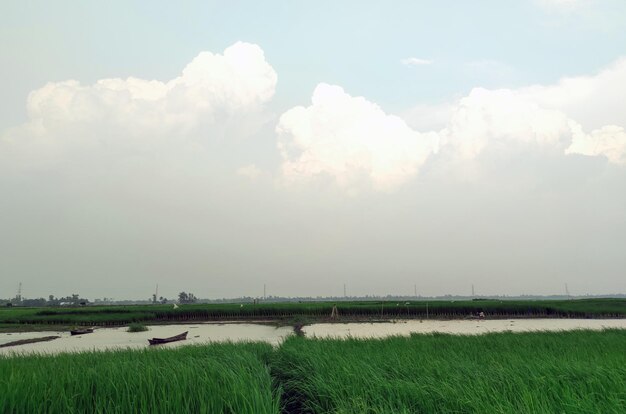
top-left (304, 318), bottom-right (626, 339)
top-left (0, 323), bottom-right (292, 355)
top-left (2, 319), bottom-right (625, 355)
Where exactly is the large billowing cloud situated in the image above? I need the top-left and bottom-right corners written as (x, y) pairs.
top-left (420, 59), bottom-right (626, 168)
top-left (567, 124), bottom-right (626, 164)
top-left (276, 84), bottom-right (438, 192)
top-left (518, 58), bottom-right (626, 130)
top-left (1, 41), bottom-right (277, 171)
top-left (436, 59), bottom-right (626, 165)
top-left (28, 41), bottom-right (276, 130)
top-left (277, 60), bottom-right (626, 192)
top-left (439, 87), bottom-right (572, 160)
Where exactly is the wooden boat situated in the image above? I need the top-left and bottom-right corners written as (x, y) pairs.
top-left (70, 328), bottom-right (94, 336)
top-left (148, 331), bottom-right (188, 345)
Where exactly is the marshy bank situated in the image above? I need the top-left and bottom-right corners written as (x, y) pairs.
top-left (1, 298), bottom-right (624, 330)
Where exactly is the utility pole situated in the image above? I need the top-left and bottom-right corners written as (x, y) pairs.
top-left (471, 284), bottom-right (475, 297)
top-left (263, 284), bottom-right (266, 301)
top-left (565, 283), bottom-right (570, 299)
top-left (16, 282), bottom-right (22, 303)
top-left (414, 284), bottom-right (417, 298)
top-left (343, 284), bottom-right (346, 298)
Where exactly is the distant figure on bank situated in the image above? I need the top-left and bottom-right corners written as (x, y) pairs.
top-left (331, 304), bottom-right (339, 320)
top-left (478, 311), bottom-right (485, 320)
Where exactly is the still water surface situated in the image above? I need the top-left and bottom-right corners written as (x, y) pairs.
top-left (1, 319), bottom-right (624, 355)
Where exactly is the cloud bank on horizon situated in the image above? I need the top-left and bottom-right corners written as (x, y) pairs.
top-left (3, 42), bottom-right (625, 193)
top-left (1, 38), bottom-right (625, 299)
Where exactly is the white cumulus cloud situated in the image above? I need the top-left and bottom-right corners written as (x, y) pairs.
top-left (276, 84), bottom-right (438, 192)
top-left (518, 58), bottom-right (626, 131)
top-left (27, 41), bottom-right (277, 129)
top-left (406, 58), bottom-right (626, 168)
top-left (401, 57), bottom-right (433, 67)
top-left (1, 41), bottom-right (277, 171)
top-left (439, 87), bottom-right (572, 160)
top-left (567, 124), bottom-right (626, 164)
top-left (277, 57), bottom-right (626, 194)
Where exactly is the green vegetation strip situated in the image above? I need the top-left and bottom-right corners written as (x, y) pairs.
top-left (274, 330), bottom-right (626, 414)
top-left (0, 298), bottom-right (624, 327)
top-left (1, 330), bottom-right (625, 413)
top-left (0, 343), bottom-right (279, 414)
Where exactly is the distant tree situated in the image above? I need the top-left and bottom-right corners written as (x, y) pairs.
top-left (55, 294), bottom-right (88, 306)
top-left (47, 295), bottom-right (60, 306)
top-left (23, 298), bottom-right (47, 307)
top-left (178, 292), bottom-right (197, 304)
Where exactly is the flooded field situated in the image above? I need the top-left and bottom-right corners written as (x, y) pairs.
top-left (1, 319), bottom-right (625, 355)
top-left (0, 323), bottom-right (292, 355)
top-left (304, 318), bottom-right (626, 338)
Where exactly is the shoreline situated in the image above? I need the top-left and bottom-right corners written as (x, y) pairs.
top-left (2, 313), bottom-right (624, 334)
top-left (2, 318), bottom-right (625, 356)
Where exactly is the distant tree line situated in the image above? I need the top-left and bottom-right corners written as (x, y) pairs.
top-left (2, 293), bottom-right (89, 307)
top-left (1, 291), bottom-right (199, 307)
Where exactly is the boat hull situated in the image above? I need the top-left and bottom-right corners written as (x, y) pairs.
top-left (70, 329), bottom-right (94, 336)
top-left (148, 331), bottom-right (188, 345)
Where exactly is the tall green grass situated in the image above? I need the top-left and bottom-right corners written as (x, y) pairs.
top-left (272, 330), bottom-right (626, 413)
top-left (0, 343), bottom-right (279, 414)
top-left (1, 330), bottom-right (624, 413)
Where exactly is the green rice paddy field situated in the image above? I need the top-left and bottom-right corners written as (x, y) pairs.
top-left (1, 298), bottom-right (624, 328)
top-left (1, 330), bottom-right (625, 413)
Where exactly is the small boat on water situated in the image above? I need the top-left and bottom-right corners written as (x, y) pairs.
top-left (70, 328), bottom-right (94, 336)
top-left (148, 331), bottom-right (188, 345)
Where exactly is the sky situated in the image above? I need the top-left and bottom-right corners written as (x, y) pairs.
top-left (1, 0), bottom-right (625, 300)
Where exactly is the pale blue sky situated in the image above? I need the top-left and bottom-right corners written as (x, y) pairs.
top-left (2, 0), bottom-right (626, 128)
